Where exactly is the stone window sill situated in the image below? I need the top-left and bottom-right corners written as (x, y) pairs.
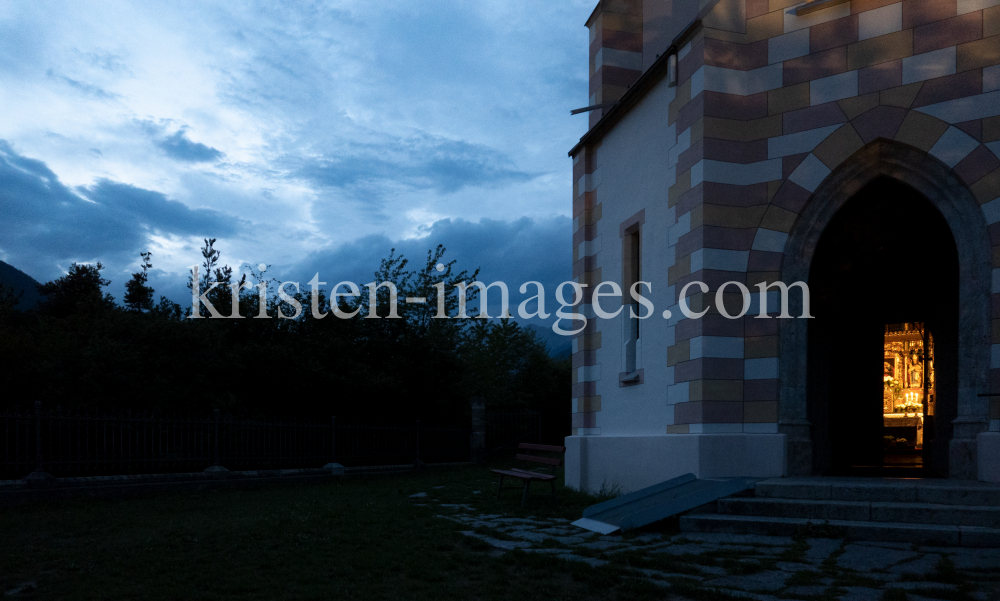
top-left (619, 369), bottom-right (644, 387)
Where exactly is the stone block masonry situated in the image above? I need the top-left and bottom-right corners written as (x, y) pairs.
top-left (568, 0), bottom-right (1000, 486)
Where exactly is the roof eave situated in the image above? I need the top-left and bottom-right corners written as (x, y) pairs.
top-left (568, 18), bottom-right (702, 158)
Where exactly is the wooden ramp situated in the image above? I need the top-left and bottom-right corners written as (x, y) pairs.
top-left (572, 473), bottom-right (755, 534)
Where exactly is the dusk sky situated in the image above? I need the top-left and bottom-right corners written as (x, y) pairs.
top-left (0, 1), bottom-right (593, 314)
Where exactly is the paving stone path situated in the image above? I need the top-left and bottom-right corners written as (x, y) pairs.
top-left (418, 495), bottom-right (1000, 600)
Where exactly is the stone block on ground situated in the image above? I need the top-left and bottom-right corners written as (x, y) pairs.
top-left (459, 531), bottom-right (531, 550)
top-left (854, 540), bottom-right (915, 550)
top-left (651, 543), bottom-right (721, 555)
top-left (708, 590), bottom-right (780, 601)
top-left (885, 581), bottom-right (959, 592)
top-left (536, 527), bottom-right (576, 535)
top-left (634, 567), bottom-right (701, 581)
top-left (705, 570), bottom-right (789, 592)
top-left (507, 530), bottom-right (550, 543)
top-left (554, 536), bottom-right (587, 545)
top-left (681, 532), bottom-right (794, 546)
top-left (837, 544), bottom-right (919, 571)
top-left (577, 540), bottom-right (626, 551)
top-left (805, 538), bottom-right (843, 563)
top-left (561, 555), bottom-right (608, 567)
top-left (784, 585), bottom-right (828, 596)
top-left (889, 554), bottom-right (943, 574)
top-left (950, 551), bottom-right (1000, 570)
top-left (836, 587), bottom-right (884, 601)
top-left (493, 517), bottom-right (546, 525)
top-left (695, 565), bottom-right (728, 576)
top-left (858, 571), bottom-right (899, 582)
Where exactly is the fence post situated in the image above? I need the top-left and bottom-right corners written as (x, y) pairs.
top-left (413, 419), bottom-right (423, 469)
top-left (25, 401), bottom-right (55, 487)
top-left (470, 397), bottom-right (486, 464)
top-left (323, 416), bottom-right (344, 475)
top-left (204, 409), bottom-right (228, 473)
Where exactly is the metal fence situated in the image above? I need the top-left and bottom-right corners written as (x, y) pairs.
top-left (333, 418), bottom-right (469, 467)
top-left (1, 403), bottom-right (471, 479)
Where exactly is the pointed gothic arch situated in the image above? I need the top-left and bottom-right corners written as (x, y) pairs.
top-left (777, 138), bottom-right (991, 478)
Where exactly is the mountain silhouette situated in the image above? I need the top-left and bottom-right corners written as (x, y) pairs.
top-left (0, 261), bottom-right (43, 310)
top-left (524, 324), bottom-right (572, 360)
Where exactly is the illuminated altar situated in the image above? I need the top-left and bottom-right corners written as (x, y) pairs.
top-left (883, 323), bottom-right (934, 451)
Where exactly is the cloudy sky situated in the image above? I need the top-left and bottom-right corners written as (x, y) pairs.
top-left (0, 1), bottom-right (592, 317)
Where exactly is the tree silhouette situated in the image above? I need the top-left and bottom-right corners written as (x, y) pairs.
top-left (187, 238), bottom-right (246, 317)
top-left (37, 262), bottom-right (114, 317)
top-left (123, 252), bottom-right (155, 313)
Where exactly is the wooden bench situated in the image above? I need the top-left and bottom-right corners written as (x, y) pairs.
top-left (490, 443), bottom-right (566, 508)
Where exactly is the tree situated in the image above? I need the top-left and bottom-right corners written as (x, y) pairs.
top-left (187, 238), bottom-right (246, 317)
top-left (460, 319), bottom-right (547, 406)
top-left (2, 242), bottom-right (571, 430)
top-left (123, 252), bottom-right (155, 312)
top-left (410, 245), bottom-right (481, 329)
top-left (242, 262), bottom-right (278, 319)
top-left (0, 283), bottom-right (21, 316)
top-left (37, 262), bottom-right (115, 317)
top-left (352, 245), bottom-right (480, 326)
top-left (151, 295), bottom-right (183, 321)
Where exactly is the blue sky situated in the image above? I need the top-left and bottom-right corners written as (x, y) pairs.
top-left (0, 1), bottom-right (592, 316)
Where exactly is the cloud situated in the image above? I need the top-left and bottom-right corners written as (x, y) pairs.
top-left (79, 179), bottom-right (240, 237)
top-left (289, 133), bottom-right (534, 199)
top-left (45, 68), bottom-right (121, 101)
top-left (0, 141), bottom-right (243, 281)
top-left (287, 215), bottom-right (571, 321)
top-left (155, 129), bottom-right (225, 163)
top-left (0, 0), bottom-right (592, 298)
top-left (9, 213), bottom-right (572, 320)
top-left (76, 49), bottom-right (132, 76)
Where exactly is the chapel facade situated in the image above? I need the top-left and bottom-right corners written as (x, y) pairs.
top-left (565, 0), bottom-right (1000, 491)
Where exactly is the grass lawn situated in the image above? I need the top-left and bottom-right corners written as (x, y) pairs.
top-left (0, 463), bottom-right (675, 600)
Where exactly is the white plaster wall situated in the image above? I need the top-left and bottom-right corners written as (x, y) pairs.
top-left (591, 74), bottom-right (677, 437)
top-left (565, 433), bottom-right (787, 493)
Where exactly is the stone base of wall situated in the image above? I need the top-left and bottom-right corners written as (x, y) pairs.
top-left (564, 433), bottom-right (786, 494)
top-left (979, 433), bottom-right (1000, 483)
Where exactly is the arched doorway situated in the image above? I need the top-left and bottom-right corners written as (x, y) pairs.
top-left (778, 140), bottom-right (991, 479)
top-left (807, 177), bottom-right (958, 475)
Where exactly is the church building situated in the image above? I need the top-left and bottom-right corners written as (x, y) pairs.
top-left (565, 0), bottom-right (1000, 491)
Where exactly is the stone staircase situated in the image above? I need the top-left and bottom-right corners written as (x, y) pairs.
top-left (680, 477), bottom-right (1000, 547)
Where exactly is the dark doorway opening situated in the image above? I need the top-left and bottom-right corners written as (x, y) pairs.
top-left (807, 177), bottom-right (958, 477)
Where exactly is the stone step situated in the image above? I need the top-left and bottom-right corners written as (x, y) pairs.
top-left (679, 513), bottom-right (1000, 547)
top-left (718, 497), bottom-right (1000, 528)
top-left (754, 477), bottom-right (1000, 506)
